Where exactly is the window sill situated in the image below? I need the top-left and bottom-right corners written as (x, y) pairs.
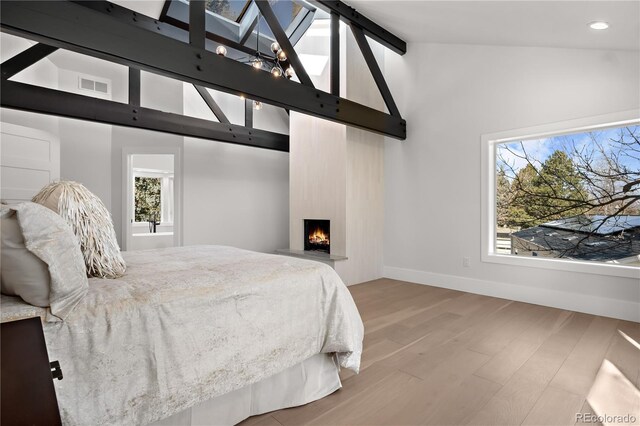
top-left (482, 252), bottom-right (640, 279)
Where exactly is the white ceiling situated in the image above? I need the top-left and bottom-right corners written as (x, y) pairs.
top-left (109, 1), bottom-right (639, 51)
top-left (346, 1), bottom-right (640, 51)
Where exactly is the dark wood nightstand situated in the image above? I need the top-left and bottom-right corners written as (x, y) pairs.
top-left (1, 316), bottom-right (62, 426)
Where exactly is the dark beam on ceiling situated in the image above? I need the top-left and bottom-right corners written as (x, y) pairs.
top-left (254, 0), bottom-right (314, 88)
top-left (311, 1), bottom-right (407, 55)
top-left (0, 79), bottom-right (289, 152)
top-left (0, 1), bottom-right (405, 139)
top-left (330, 12), bottom-right (340, 96)
top-left (245, 99), bottom-right (253, 128)
top-left (128, 67), bottom-right (140, 106)
top-left (194, 84), bottom-right (230, 124)
top-left (349, 23), bottom-right (400, 118)
top-left (1, 42), bottom-right (58, 79)
top-left (188, 0), bottom-right (205, 49)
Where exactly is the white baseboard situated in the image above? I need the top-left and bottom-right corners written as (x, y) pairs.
top-left (383, 266), bottom-right (640, 322)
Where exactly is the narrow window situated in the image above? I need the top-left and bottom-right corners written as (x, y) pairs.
top-left (134, 176), bottom-right (162, 223)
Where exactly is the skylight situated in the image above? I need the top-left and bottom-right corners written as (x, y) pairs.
top-left (162, 0), bottom-right (316, 57)
top-left (205, 0), bottom-right (251, 23)
top-left (253, 1), bottom-right (305, 40)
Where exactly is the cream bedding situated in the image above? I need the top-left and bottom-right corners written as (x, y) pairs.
top-left (0, 245), bottom-right (364, 426)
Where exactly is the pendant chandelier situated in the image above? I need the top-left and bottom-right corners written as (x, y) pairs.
top-left (215, 13), bottom-right (295, 81)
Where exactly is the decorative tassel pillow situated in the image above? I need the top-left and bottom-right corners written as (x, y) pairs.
top-left (32, 181), bottom-right (126, 278)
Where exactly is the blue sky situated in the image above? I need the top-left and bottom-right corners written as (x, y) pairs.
top-left (497, 125), bottom-right (639, 175)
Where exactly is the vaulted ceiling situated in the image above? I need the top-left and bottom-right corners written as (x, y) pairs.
top-left (113, 1), bottom-right (639, 52)
top-left (346, 1), bottom-right (640, 51)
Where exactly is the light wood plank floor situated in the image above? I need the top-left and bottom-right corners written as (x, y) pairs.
top-left (241, 279), bottom-right (639, 426)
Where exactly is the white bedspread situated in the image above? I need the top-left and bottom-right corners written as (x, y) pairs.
top-left (0, 246), bottom-right (364, 426)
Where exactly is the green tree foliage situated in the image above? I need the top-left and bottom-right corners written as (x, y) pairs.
top-left (526, 150), bottom-right (589, 224)
top-left (505, 164), bottom-right (537, 228)
top-left (135, 177), bottom-right (161, 223)
top-left (504, 152), bottom-right (589, 228)
top-left (496, 166), bottom-right (512, 227)
top-left (497, 126), bottom-right (640, 240)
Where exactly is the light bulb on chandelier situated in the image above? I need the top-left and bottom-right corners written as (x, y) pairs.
top-left (271, 67), bottom-right (282, 77)
top-left (254, 101), bottom-right (262, 110)
top-left (277, 49), bottom-right (287, 61)
top-left (270, 42), bottom-right (280, 54)
top-left (215, 45), bottom-right (227, 56)
top-left (252, 58), bottom-right (263, 69)
top-left (284, 67), bottom-right (295, 79)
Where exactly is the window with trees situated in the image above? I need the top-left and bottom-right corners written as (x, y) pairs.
top-left (134, 177), bottom-right (161, 223)
top-left (133, 171), bottom-right (174, 225)
top-left (494, 124), bottom-right (640, 267)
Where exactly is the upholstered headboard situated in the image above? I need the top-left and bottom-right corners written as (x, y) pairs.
top-left (0, 122), bottom-right (60, 203)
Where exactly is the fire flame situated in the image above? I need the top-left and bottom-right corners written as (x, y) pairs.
top-left (309, 228), bottom-right (329, 245)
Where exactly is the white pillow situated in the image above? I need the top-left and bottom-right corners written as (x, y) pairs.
top-left (0, 202), bottom-right (88, 320)
top-left (1, 208), bottom-right (51, 307)
top-left (32, 181), bottom-right (126, 279)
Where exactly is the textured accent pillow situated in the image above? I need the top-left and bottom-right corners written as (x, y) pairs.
top-left (1, 208), bottom-right (51, 307)
top-left (1, 202), bottom-right (88, 320)
top-left (32, 181), bottom-right (126, 279)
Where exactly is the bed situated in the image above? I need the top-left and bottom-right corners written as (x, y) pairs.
top-left (0, 245), bottom-right (364, 425)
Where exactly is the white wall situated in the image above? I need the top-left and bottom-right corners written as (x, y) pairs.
top-left (383, 43), bottom-right (640, 321)
top-left (58, 117), bottom-right (112, 211)
top-left (182, 83), bottom-right (290, 253)
top-left (183, 137), bottom-right (289, 252)
top-left (57, 66), bottom-right (113, 212)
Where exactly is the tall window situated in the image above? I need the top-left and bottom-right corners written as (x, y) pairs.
top-left (494, 124), bottom-right (639, 266)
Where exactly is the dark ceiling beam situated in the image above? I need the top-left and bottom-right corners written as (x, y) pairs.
top-left (1, 79), bottom-right (289, 152)
top-left (348, 23), bottom-right (400, 118)
top-left (311, 1), bottom-right (407, 55)
top-left (254, 0), bottom-right (314, 88)
top-left (128, 67), bottom-right (140, 106)
top-left (188, 0), bottom-right (205, 49)
top-left (1, 42), bottom-right (58, 79)
top-left (85, 1), bottom-right (273, 62)
top-left (0, 1), bottom-right (406, 139)
top-left (330, 12), bottom-right (340, 96)
top-left (193, 85), bottom-right (230, 124)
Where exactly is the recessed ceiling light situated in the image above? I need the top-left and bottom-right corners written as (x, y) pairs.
top-left (588, 21), bottom-right (610, 30)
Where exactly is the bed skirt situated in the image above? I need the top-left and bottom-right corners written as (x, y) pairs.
top-left (150, 353), bottom-right (342, 426)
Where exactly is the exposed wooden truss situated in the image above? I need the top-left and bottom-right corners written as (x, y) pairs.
top-left (0, 0), bottom-right (407, 146)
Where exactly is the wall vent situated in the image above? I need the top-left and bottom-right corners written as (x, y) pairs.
top-left (78, 76), bottom-right (110, 94)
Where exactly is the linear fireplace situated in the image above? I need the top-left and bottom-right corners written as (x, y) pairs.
top-left (304, 219), bottom-right (330, 254)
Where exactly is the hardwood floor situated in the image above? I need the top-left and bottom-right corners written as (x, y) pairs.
top-left (241, 279), bottom-right (639, 426)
